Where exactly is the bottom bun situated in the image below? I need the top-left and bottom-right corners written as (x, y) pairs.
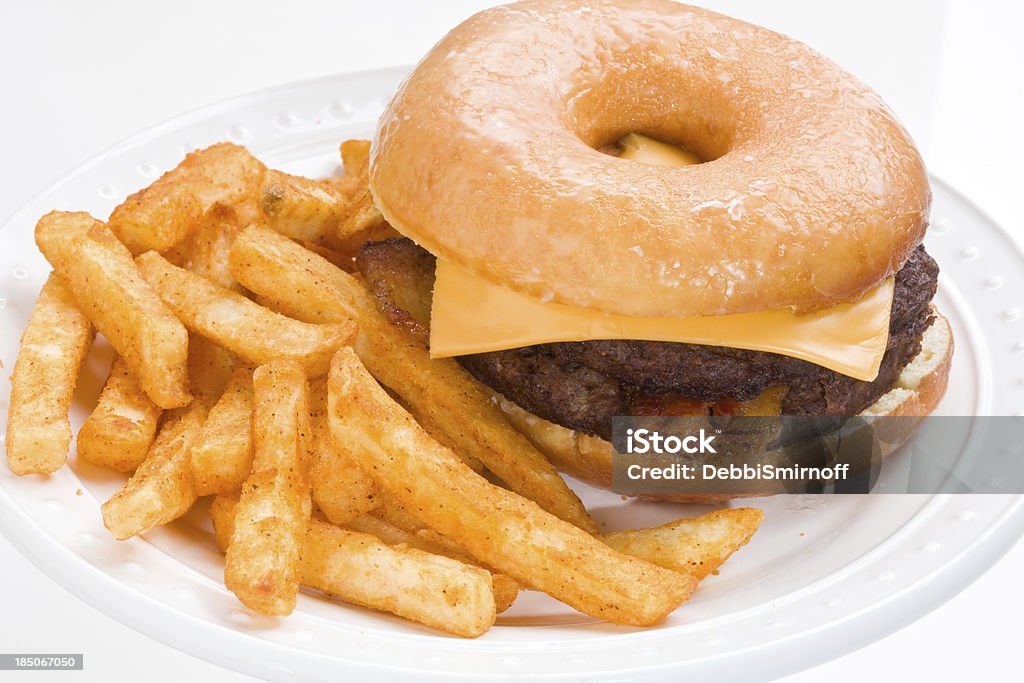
top-left (493, 311), bottom-right (954, 500)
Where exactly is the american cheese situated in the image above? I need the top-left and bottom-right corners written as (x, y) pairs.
top-left (429, 261), bottom-right (893, 381)
top-left (618, 132), bottom-right (702, 167)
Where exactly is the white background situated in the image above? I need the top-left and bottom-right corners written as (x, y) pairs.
top-left (1, 1), bottom-right (1022, 681)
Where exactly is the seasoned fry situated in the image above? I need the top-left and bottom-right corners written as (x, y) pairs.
top-left (35, 211), bottom-right (191, 409)
top-left (210, 493), bottom-right (240, 553)
top-left (101, 403), bottom-right (204, 539)
top-left (5, 275), bottom-right (94, 475)
top-left (100, 338), bottom-right (232, 540)
top-left (307, 377), bottom-right (380, 525)
top-left (339, 139), bottom-right (371, 175)
top-left (603, 508), bottom-right (764, 580)
top-left (212, 495), bottom-right (496, 637)
top-left (400, 407), bottom-right (486, 474)
top-left (327, 347), bottom-right (696, 626)
top-left (224, 361), bottom-right (311, 616)
top-left (164, 201), bottom-right (244, 289)
top-left (303, 520), bottom-right (495, 637)
top-left (298, 241), bottom-right (354, 270)
top-left (136, 251), bottom-right (354, 377)
top-left (190, 365), bottom-right (253, 495)
top-left (259, 169), bottom-right (352, 242)
top-left (332, 139), bottom-right (386, 238)
top-left (109, 143), bottom-right (265, 253)
top-left (229, 225), bottom-right (596, 532)
top-left (347, 514), bottom-right (519, 614)
top-left (77, 355), bottom-right (162, 472)
top-left (338, 185), bottom-right (385, 237)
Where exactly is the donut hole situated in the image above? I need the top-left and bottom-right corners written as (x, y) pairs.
top-left (567, 60), bottom-right (742, 164)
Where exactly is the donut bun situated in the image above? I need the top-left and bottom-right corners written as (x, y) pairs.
top-left (493, 313), bottom-right (953, 498)
top-left (370, 0), bottom-right (930, 317)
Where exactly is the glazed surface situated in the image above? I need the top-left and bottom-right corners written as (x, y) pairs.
top-left (371, 0), bottom-right (930, 316)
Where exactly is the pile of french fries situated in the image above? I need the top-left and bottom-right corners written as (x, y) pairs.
top-left (4, 139), bottom-right (763, 637)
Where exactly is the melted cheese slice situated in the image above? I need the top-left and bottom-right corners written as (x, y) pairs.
top-left (429, 262), bottom-right (893, 381)
top-left (428, 134), bottom-right (893, 382)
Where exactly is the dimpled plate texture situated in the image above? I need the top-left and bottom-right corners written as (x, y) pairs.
top-left (0, 68), bottom-right (1023, 682)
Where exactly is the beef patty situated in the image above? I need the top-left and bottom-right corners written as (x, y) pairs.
top-left (358, 239), bottom-right (938, 441)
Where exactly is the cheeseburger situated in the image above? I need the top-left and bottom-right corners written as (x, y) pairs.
top-left (360, 0), bottom-right (952, 489)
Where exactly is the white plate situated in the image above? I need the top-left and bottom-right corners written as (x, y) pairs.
top-left (1, 68), bottom-right (1023, 682)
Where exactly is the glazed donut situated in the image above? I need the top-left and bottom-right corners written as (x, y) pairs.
top-left (370, 0), bottom-right (930, 317)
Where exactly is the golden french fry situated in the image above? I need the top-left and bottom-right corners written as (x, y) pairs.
top-left (347, 514), bottom-right (518, 614)
top-left (298, 240), bottom-right (355, 271)
top-left (101, 404), bottom-right (203, 539)
top-left (335, 147), bottom-right (386, 238)
top-left (303, 520), bottom-right (495, 637)
top-left (109, 143), bottom-right (265, 254)
top-left (259, 169), bottom-right (352, 242)
top-left (307, 377), bottom-right (380, 525)
top-left (338, 186), bottom-right (385, 238)
top-left (339, 139), bottom-right (371, 175)
top-left (372, 496), bottom-right (438, 536)
top-left (603, 508), bottom-right (764, 581)
top-left (320, 224), bottom-right (404, 265)
top-left (5, 274), bottom-right (94, 475)
top-left (100, 338), bottom-right (232, 540)
top-left (77, 355), bottom-right (162, 472)
top-left (402, 407), bottom-right (486, 473)
top-left (210, 493), bottom-right (240, 553)
top-left (224, 361), bottom-right (311, 616)
top-left (229, 225), bottom-right (596, 533)
top-left (327, 347), bottom-right (695, 626)
top-left (190, 365), bottom-right (253, 495)
top-left (164, 201), bottom-right (244, 289)
top-left (35, 211), bottom-right (191, 409)
top-left (212, 495), bottom-right (496, 637)
top-left (136, 251), bottom-right (355, 377)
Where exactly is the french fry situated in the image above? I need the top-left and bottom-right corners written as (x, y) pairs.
top-left (370, 498), bottom-right (759, 610)
top-left (164, 201), bottom-right (244, 289)
top-left (229, 225), bottom-right (596, 533)
top-left (5, 275), bottom-right (94, 475)
top-left (335, 145), bottom-right (386, 239)
top-left (339, 139), bottom-right (371, 175)
top-left (101, 338), bottom-right (232, 539)
top-left (401, 401), bottom-right (485, 473)
top-left (108, 143), bottom-right (265, 254)
top-left (136, 251), bottom-right (354, 377)
top-left (77, 355), bottom-right (162, 472)
top-left (307, 378), bottom-right (380, 525)
top-left (298, 240), bottom-right (355, 271)
top-left (327, 347), bottom-right (696, 626)
top-left (303, 520), bottom-right (496, 637)
top-left (259, 169), bottom-right (352, 242)
top-left (224, 361), bottom-right (311, 616)
top-left (210, 494), bottom-right (240, 553)
top-left (190, 365), bottom-right (253, 495)
top-left (603, 509), bottom-right (764, 581)
top-left (101, 404), bottom-right (203, 539)
top-left (347, 513), bottom-right (519, 614)
top-left (212, 495), bottom-right (496, 637)
top-left (337, 184), bottom-right (385, 238)
top-left (35, 211), bottom-right (191, 409)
